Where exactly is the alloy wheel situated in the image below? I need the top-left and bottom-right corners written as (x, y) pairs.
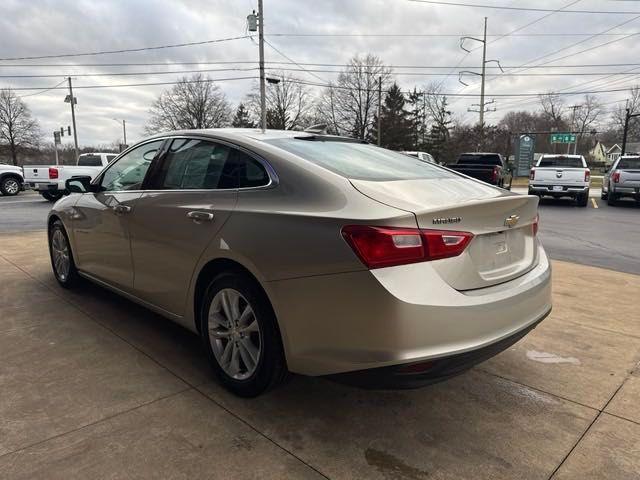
top-left (208, 288), bottom-right (262, 380)
top-left (51, 229), bottom-right (71, 281)
top-left (3, 179), bottom-right (19, 195)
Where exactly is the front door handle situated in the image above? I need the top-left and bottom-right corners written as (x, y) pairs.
top-left (187, 211), bottom-right (214, 223)
top-left (113, 204), bottom-right (132, 215)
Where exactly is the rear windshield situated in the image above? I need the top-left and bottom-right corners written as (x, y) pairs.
top-left (457, 154), bottom-right (501, 166)
top-left (538, 156), bottom-right (584, 168)
top-left (78, 154), bottom-right (102, 166)
top-left (618, 158), bottom-right (640, 169)
top-left (266, 138), bottom-right (456, 181)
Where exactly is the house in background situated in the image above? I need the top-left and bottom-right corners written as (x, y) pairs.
top-left (589, 141), bottom-right (608, 164)
top-left (607, 144), bottom-right (622, 165)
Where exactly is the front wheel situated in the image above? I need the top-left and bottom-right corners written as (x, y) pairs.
top-left (0, 176), bottom-right (21, 196)
top-left (41, 191), bottom-right (63, 202)
top-left (200, 271), bottom-right (287, 397)
top-left (48, 220), bottom-right (81, 288)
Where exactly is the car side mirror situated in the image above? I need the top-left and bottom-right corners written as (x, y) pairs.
top-left (66, 176), bottom-right (95, 194)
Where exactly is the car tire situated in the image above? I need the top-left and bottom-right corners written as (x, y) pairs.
top-left (601, 189), bottom-right (608, 200)
top-left (577, 191), bottom-right (589, 207)
top-left (607, 192), bottom-right (617, 206)
top-left (48, 220), bottom-right (81, 288)
top-left (41, 191), bottom-right (63, 202)
top-left (199, 270), bottom-right (287, 397)
top-left (0, 176), bottom-right (21, 196)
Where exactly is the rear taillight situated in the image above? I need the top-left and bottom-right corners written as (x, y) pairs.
top-left (48, 167), bottom-right (58, 179)
top-left (585, 170), bottom-right (591, 182)
top-left (341, 225), bottom-right (474, 269)
top-left (530, 168), bottom-right (535, 180)
top-left (491, 166), bottom-right (498, 183)
top-left (532, 214), bottom-right (539, 236)
top-left (612, 171), bottom-right (621, 183)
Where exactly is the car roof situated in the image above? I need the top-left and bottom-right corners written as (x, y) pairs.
top-left (460, 152), bottom-right (500, 155)
top-left (146, 128), bottom-right (333, 143)
top-left (540, 154), bottom-right (583, 158)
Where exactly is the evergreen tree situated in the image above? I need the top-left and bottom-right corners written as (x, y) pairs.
top-left (406, 88), bottom-right (426, 150)
top-left (231, 103), bottom-right (255, 128)
top-left (370, 83), bottom-right (413, 151)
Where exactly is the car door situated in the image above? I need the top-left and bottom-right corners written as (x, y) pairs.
top-left (72, 139), bottom-right (165, 290)
top-left (129, 137), bottom-right (267, 315)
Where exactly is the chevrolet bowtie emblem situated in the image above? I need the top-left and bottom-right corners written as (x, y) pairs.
top-left (504, 215), bottom-right (520, 228)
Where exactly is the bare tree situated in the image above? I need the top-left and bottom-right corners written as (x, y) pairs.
top-left (145, 74), bottom-right (231, 134)
top-left (247, 74), bottom-right (312, 130)
top-left (0, 89), bottom-right (41, 165)
top-left (611, 86), bottom-right (640, 141)
top-left (539, 93), bottom-right (565, 129)
top-left (320, 54), bottom-right (392, 140)
top-left (573, 95), bottom-right (602, 146)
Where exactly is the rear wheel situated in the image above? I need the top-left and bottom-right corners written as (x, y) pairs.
top-left (41, 191), bottom-right (63, 202)
top-left (199, 271), bottom-right (287, 397)
top-left (48, 220), bottom-right (81, 288)
top-left (0, 176), bottom-right (20, 196)
top-left (608, 192), bottom-right (617, 206)
top-left (577, 191), bottom-right (589, 207)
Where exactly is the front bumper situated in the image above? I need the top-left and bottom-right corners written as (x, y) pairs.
top-left (268, 244), bottom-right (552, 376)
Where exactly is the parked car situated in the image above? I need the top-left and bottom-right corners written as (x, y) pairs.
top-left (0, 164), bottom-right (24, 196)
top-left (449, 153), bottom-right (512, 189)
top-left (24, 152), bottom-right (118, 201)
top-left (48, 129), bottom-right (551, 397)
top-left (402, 151), bottom-right (436, 163)
top-left (528, 154), bottom-right (590, 207)
top-left (602, 155), bottom-right (640, 205)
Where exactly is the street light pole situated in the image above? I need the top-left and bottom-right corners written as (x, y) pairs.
top-left (377, 76), bottom-right (382, 146)
top-left (122, 119), bottom-right (127, 146)
top-left (258, 0), bottom-right (267, 133)
top-left (67, 77), bottom-right (79, 161)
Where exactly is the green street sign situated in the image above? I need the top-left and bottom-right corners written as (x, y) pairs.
top-left (551, 133), bottom-right (576, 144)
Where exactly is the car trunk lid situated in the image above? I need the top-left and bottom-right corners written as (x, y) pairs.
top-left (351, 177), bottom-right (539, 290)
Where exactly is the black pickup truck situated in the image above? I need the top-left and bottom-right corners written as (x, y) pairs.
top-left (449, 153), bottom-right (512, 189)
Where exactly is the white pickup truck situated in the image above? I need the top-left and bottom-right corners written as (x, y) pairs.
top-left (528, 154), bottom-right (590, 207)
top-left (602, 155), bottom-right (640, 206)
top-left (0, 164), bottom-right (25, 196)
top-left (23, 152), bottom-right (117, 201)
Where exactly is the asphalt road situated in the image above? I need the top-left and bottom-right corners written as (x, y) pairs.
top-left (1, 190), bottom-right (639, 274)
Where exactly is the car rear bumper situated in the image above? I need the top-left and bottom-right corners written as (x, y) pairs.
top-left (28, 182), bottom-right (59, 192)
top-left (529, 184), bottom-right (588, 196)
top-left (268, 244), bottom-right (552, 376)
top-left (611, 186), bottom-right (640, 198)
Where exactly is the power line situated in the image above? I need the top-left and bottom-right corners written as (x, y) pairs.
top-left (407, 0), bottom-right (640, 14)
top-left (17, 78), bottom-right (67, 98)
top-left (262, 38), bottom-right (329, 83)
top-left (0, 35), bottom-right (251, 61)
top-left (3, 76), bottom-right (257, 91)
top-left (267, 32), bottom-right (640, 37)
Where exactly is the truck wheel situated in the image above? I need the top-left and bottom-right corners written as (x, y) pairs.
top-left (577, 191), bottom-right (589, 207)
top-left (0, 176), bottom-right (21, 196)
top-left (607, 193), bottom-right (617, 207)
top-left (48, 220), bottom-right (81, 288)
top-left (601, 189), bottom-right (608, 200)
top-left (41, 191), bottom-right (63, 202)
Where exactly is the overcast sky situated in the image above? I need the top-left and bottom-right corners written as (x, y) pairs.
top-left (2, 0), bottom-right (639, 146)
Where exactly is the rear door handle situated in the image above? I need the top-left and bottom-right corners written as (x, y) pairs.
top-left (113, 204), bottom-right (131, 215)
top-left (187, 211), bottom-right (214, 223)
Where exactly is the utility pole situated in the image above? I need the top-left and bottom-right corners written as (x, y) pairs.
top-left (568, 105), bottom-right (581, 154)
top-left (459, 18), bottom-right (502, 130)
top-left (258, 0), bottom-right (266, 133)
top-left (377, 76), bottom-right (382, 146)
top-left (66, 77), bottom-right (79, 161)
top-left (122, 119), bottom-right (127, 146)
top-left (479, 17), bottom-right (488, 128)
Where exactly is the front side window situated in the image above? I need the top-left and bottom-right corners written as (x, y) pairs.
top-left (99, 140), bottom-right (163, 192)
top-left (106, 155), bottom-right (117, 163)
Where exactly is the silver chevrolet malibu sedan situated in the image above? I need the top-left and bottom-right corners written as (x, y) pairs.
top-left (48, 129), bottom-right (551, 397)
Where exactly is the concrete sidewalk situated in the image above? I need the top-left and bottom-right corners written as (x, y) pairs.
top-left (0, 231), bottom-right (639, 479)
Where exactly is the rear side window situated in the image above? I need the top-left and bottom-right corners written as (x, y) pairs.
top-left (457, 154), bottom-right (501, 166)
top-left (266, 138), bottom-right (455, 181)
top-left (617, 158), bottom-right (640, 169)
top-left (538, 156), bottom-right (584, 168)
top-left (231, 150), bottom-right (270, 188)
top-left (157, 139), bottom-right (236, 190)
top-left (78, 154), bottom-right (102, 166)
top-left (106, 155), bottom-right (117, 163)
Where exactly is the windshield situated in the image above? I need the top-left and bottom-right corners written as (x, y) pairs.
top-left (538, 156), bottom-right (584, 168)
top-left (266, 138), bottom-right (456, 181)
top-left (618, 158), bottom-right (640, 169)
top-left (457, 154), bottom-right (501, 166)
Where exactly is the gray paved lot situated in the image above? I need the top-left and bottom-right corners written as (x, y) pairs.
top-left (0, 233), bottom-right (638, 479)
